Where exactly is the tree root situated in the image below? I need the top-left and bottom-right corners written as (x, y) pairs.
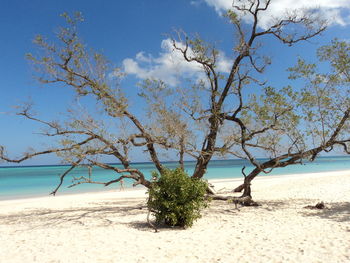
top-left (210, 194), bottom-right (260, 208)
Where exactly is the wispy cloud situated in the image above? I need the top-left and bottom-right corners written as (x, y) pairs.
top-left (200, 0), bottom-right (350, 28)
top-left (123, 38), bottom-right (231, 86)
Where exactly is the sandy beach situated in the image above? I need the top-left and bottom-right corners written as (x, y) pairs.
top-left (0, 171), bottom-right (349, 263)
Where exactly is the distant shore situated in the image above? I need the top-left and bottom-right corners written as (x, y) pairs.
top-left (0, 170), bottom-right (349, 262)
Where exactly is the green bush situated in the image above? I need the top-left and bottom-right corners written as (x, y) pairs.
top-left (147, 168), bottom-right (209, 228)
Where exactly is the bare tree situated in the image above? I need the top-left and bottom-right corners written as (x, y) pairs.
top-left (168, 0), bottom-right (328, 182)
top-left (0, 12), bottom-right (196, 194)
top-left (1, 1), bottom-right (340, 201)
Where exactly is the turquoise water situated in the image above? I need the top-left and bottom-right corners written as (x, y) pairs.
top-left (1, 156), bottom-right (350, 200)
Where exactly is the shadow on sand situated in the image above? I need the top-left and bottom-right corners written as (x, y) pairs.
top-left (0, 199), bottom-right (148, 230)
top-left (300, 201), bottom-right (350, 223)
top-left (1, 199), bottom-right (348, 233)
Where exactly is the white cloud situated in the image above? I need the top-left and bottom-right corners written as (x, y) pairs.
top-left (123, 38), bottom-right (231, 86)
top-left (202, 0), bottom-right (350, 28)
top-left (203, 0), bottom-right (232, 13)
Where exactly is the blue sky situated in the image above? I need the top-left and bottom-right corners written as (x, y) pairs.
top-left (1, 0), bottom-right (350, 165)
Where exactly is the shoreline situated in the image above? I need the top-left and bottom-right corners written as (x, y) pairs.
top-left (2, 155), bottom-right (350, 202)
top-left (2, 169), bottom-right (350, 203)
top-left (2, 153), bottom-right (350, 200)
top-left (211, 168), bottom-right (350, 181)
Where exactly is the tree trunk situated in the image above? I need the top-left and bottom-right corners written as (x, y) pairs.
top-left (234, 168), bottom-right (261, 198)
top-left (241, 178), bottom-right (252, 198)
top-left (233, 184), bottom-right (245, 192)
top-left (192, 160), bottom-right (209, 179)
top-left (179, 136), bottom-right (185, 171)
top-left (192, 116), bottom-right (220, 179)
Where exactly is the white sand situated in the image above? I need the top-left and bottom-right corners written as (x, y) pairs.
top-left (0, 171), bottom-right (349, 263)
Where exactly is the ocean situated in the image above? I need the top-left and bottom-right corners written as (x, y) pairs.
top-left (1, 156), bottom-right (350, 200)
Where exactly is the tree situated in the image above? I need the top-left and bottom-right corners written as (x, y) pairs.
top-left (227, 39), bottom-right (350, 198)
top-left (0, 1), bottom-right (336, 202)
